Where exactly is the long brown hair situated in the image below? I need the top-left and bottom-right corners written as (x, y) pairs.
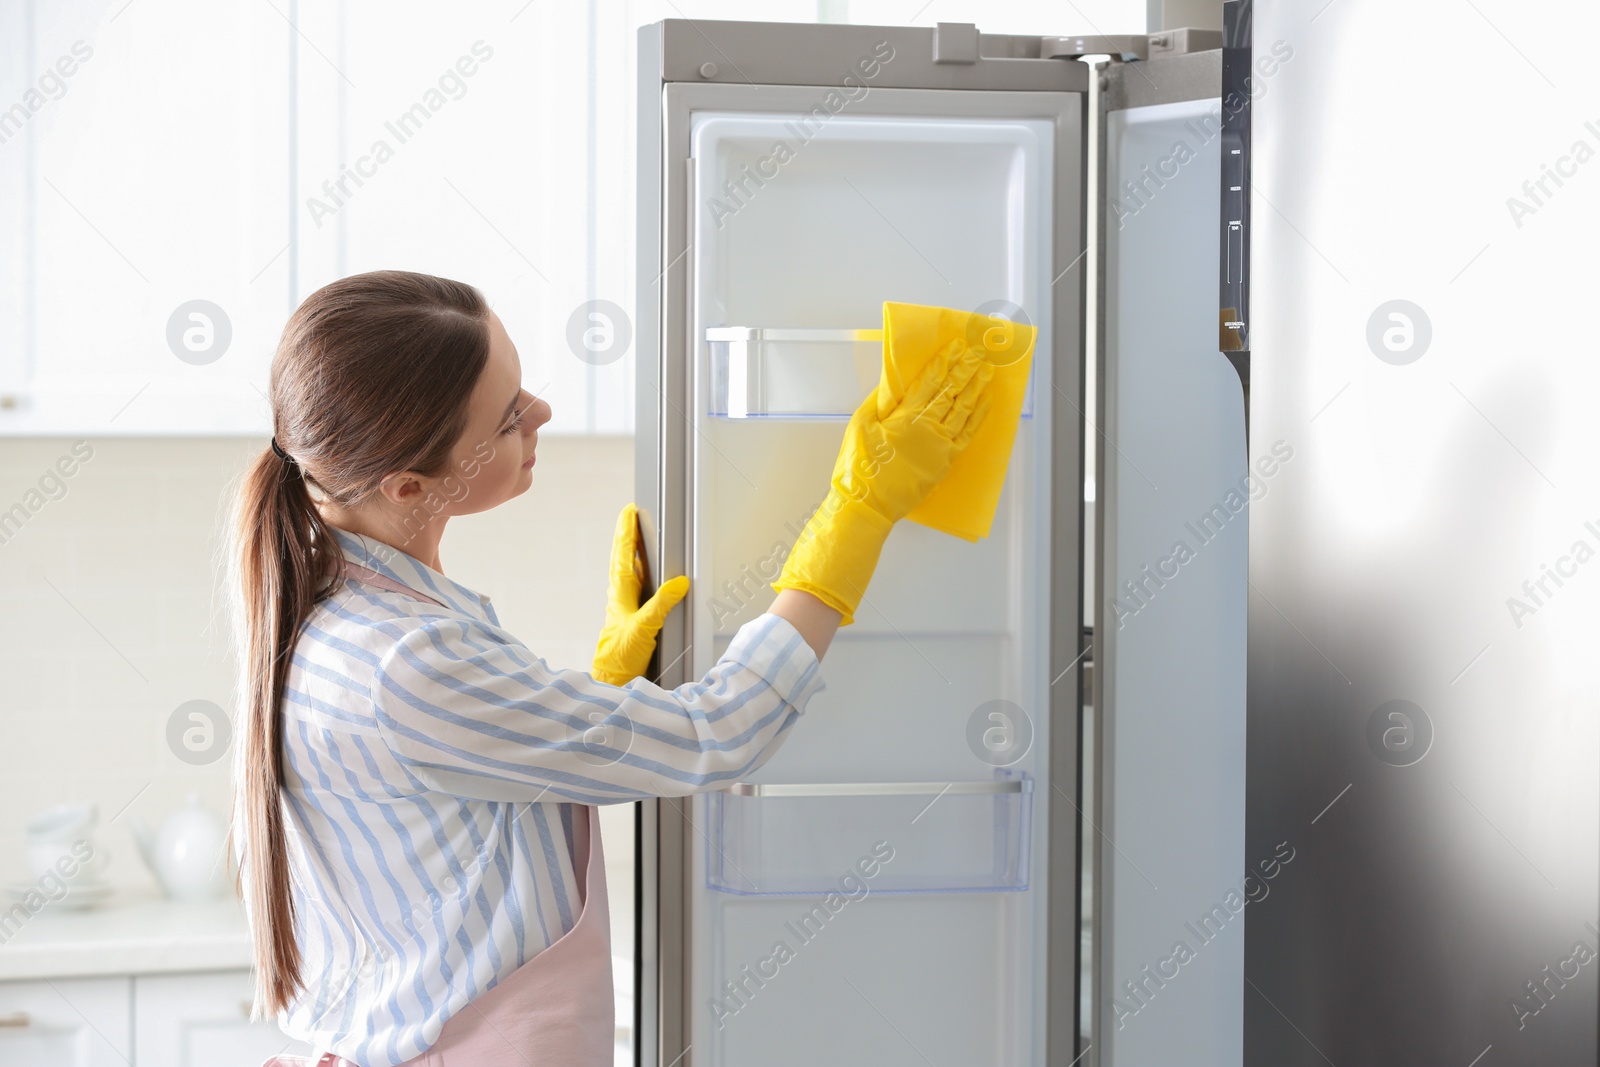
top-left (226, 270), bottom-right (491, 1017)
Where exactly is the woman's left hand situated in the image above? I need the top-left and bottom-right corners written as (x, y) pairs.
top-left (592, 504), bottom-right (690, 686)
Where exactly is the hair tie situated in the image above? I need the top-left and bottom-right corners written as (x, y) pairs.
top-left (270, 437), bottom-right (294, 465)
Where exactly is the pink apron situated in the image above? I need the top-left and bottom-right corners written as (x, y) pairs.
top-left (261, 559), bottom-right (616, 1067)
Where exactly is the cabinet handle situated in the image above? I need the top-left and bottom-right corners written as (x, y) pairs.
top-left (0, 1011), bottom-right (30, 1028)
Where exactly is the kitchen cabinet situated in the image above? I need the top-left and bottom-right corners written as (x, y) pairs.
top-left (133, 970), bottom-right (311, 1067)
top-left (0, 970), bottom-right (310, 1067)
top-left (0, 976), bottom-right (131, 1067)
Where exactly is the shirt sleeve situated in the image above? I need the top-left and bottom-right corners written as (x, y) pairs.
top-left (369, 611), bottom-right (825, 804)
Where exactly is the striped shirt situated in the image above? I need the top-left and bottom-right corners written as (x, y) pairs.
top-left (256, 526), bottom-right (825, 1066)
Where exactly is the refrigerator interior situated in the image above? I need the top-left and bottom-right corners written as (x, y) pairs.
top-left (684, 105), bottom-right (1057, 1065)
top-left (1098, 94), bottom-right (1247, 1065)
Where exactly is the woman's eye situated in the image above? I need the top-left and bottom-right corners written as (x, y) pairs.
top-left (502, 401), bottom-right (528, 435)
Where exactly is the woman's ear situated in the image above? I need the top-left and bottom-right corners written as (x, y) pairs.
top-left (379, 469), bottom-right (432, 511)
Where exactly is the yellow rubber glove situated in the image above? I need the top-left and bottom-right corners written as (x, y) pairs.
top-left (592, 504), bottom-right (690, 686)
top-left (771, 341), bottom-right (995, 625)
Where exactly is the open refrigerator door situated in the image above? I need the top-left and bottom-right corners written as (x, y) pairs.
top-left (636, 19), bottom-right (1089, 1067)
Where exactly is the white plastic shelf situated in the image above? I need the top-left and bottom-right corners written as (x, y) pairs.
top-left (704, 773), bottom-right (1033, 896)
top-left (705, 326), bottom-right (1035, 419)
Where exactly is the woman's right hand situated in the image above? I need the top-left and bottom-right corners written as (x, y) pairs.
top-left (836, 339), bottom-right (994, 525)
top-left (769, 343), bottom-right (995, 627)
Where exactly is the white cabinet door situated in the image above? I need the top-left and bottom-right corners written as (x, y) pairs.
top-left (0, 977), bottom-right (132, 1067)
top-left (134, 970), bottom-right (313, 1067)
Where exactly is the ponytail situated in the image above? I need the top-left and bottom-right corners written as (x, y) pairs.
top-left (225, 270), bottom-right (490, 1018)
top-left (227, 446), bottom-right (338, 1015)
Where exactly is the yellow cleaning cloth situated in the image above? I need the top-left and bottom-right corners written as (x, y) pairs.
top-left (878, 301), bottom-right (1036, 542)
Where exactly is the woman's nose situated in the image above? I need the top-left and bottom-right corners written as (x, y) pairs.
top-left (525, 394), bottom-right (552, 432)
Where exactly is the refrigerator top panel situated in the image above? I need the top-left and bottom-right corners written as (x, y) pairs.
top-left (647, 18), bottom-right (1090, 95)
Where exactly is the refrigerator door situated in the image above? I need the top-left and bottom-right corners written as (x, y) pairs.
top-left (636, 20), bottom-right (1087, 1067)
top-left (1246, 2), bottom-right (1599, 1065)
top-left (1092, 50), bottom-right (1248, 1067)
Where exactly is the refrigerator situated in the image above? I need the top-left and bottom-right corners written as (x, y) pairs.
top-left (631, 4), bottom-right (1599, 1065)
top-left (632, 15), bottom-right (1238, 1067)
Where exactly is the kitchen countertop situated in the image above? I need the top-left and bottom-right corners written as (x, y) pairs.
top-left (0, 886), bottom-right (252, 981)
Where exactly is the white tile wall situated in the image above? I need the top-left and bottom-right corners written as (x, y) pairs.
top-left (0, 435), bottom-right (638, 911)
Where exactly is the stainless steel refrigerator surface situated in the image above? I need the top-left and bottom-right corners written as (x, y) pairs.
top-left (1244, 2), bottom-right (1599, 1064)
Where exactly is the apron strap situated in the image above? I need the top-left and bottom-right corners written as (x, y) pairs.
top-left (337, 559), bottom-right (448, 609)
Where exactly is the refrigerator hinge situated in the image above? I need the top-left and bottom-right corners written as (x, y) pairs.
top-left (1042, 27), bottom-right (1222, 62)
top-left (1220, 0), bottom-right (1251, 436)
top-left (932, 22), bottom-right (980, 64)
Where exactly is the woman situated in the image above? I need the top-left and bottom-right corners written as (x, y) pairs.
top-left (229, 270), bottom-right (993, 1067)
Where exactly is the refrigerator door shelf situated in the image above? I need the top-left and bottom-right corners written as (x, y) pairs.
top-left (705, 772), bottom-right (1033, 896)
top-left (705, 325), bottom-right (1036, 419)
top-left (706, 326), bottom-right (878, 418)
top-left (724, 779), bottom-right (1032, 797)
